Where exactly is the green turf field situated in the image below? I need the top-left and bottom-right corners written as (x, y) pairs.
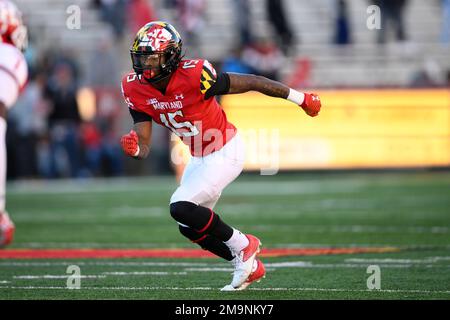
top-left (0, 172), bottom-right (449, 299)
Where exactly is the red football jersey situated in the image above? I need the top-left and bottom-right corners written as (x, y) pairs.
top-left (121, 59), bottom-right (237, 157)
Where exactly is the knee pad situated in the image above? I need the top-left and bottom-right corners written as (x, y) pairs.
top-left (170, 201), bottom-right (197, 224)
top-left (170, 201), bottom-right (218, 232)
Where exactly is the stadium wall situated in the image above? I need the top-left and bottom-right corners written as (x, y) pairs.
top-left (222, 89), bottom-right (450, 170)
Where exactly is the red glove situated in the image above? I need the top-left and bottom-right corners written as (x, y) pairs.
top-left (301, 93), bottom-right (321, 117)
top-left (120, 130), bottom-right (140, 157)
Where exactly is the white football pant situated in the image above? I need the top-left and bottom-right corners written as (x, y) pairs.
top-left (170, 132), bottom-right (245, 210)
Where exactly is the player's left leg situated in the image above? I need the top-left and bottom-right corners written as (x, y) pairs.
top-left (170, 199), bottom-right (262, 289)
top-left (178, 224), bottom-right (234, 261)
top-left (170, 133), bottom-right (262, 289)
top-left (170, 133), bottom-right (248, 255)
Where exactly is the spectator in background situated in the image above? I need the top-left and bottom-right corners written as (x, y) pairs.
top-left (96, 0), bottom-right (127, 40)
top-left (174, 0), bottom-right (206, 56)
top-left (44, 62), bottom-right (82, 178)
top-left (441, 0), bottom-right (450, 45)
top-left (333, 0), bottom-right (351, 45)
top-left (41, 48), bottom-right (81, 87)
top-left (373, 0), bottom-right (409, 44)
top-left (221, 46), bottom-right (255, 75)
top-left (86, 35), bottom-right (120, 88)
top-left (266, 0), bottom-right (295, 55)
top-left (6, 72), bottom-right (49, 179)
top-left (409, 58), bottom-right (443, 88)
top-left (82, 89), bottom-right (124, 177)
top-left (80, 119), bottom-right (123, 177)
top-left (127, 0), bottom-right (156, 35)
top-left (83, 35), bottom-right (124, 177)
top-left (232, 0), bottom-right (253, 47)
top-left (284, 57), bottom-right (312, 89)
top-left (241, 37), bottom-right (284, 81)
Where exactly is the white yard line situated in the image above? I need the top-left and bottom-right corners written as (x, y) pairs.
top-left (345, 257), bottom-right (450, 264)
top-left (0, 285), bottom-right (449, 295)
top-left (11, 242), bottom-right (189, 248)
top-left (8, 242), bottom-right (450, 249)
top-left (253, 225), bottom-right (449, 234)
top-left (13, 275), bottom-right (106, 279)
top-left (102, 271), bottom-right (187, 275)
top-left (12, 272), bottom-right (187, 279)
top-left (0, 261), bottom-right (215, 267)
top-left (7, 179), bottom-right (366, 196)
top-left (2, 258), bottom-right (450, 269)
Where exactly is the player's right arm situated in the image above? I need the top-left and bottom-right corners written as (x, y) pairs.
top-left (120, 79), bottom-right (152, 160)
top-left (203, 68), bottom-right (321, 117)
top-left (227, 73), bottom-right (321, 117)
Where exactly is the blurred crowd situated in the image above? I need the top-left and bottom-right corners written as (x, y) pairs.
top-left (7, 47), bottom-right (125, 180)
top-left (5, 0), bottom-right (450, 180)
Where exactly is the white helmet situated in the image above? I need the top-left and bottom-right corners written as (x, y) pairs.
top-left (0, 0), bottom-right (28, 51)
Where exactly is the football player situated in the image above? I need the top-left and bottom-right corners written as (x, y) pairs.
top-left (0, 0), bottom-right (28, 248)
top-left (120, 21), bottom-right (321, 290)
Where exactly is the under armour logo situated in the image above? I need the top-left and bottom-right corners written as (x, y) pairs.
top-left (175, 94), bottom-right (184, 100)
top-left (147, 98), bottom-right (158, 105)
top-left (312, 96), bottom-right (320, 101)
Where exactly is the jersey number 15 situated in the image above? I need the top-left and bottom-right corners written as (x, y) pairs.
top-left (160, 111), bottom-right (199, 137)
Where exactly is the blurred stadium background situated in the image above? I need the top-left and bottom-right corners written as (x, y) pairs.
top-left (6, 0), bottom-right (450, 178)
top-left (1, 0), bottom-right (450, 300)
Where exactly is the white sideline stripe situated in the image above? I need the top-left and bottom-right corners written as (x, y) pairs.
top-left (102, 272), bottom-right (187, 275)
top-left (0, 261), bottom-right (214, 267)
top-left (2, 260), bottom-right (450, 269)
top-left (184, 267), bottom-right (277, 272)
top-left (7, 179), bottom-right (366, 195)
top-left (251, 225), bottom-right (449, 234)
top-left (183, 268), bottom-right (232, 272)
top-left (184, 264), bottom-right (449, 270)
top-left (14, 275), bottom-right (106, 279)
top-left (13, 242), bottom-right (189, 248)
top-left (4, 263), bottom-right (448, 277)
top-left (0, 286), bottom-right (449, 295)
top-left (13, 272), bottom-right (188, 279)
top-left (345, 257), bottom-right (450, 264)
top-left (10, 243), bottom-right (450, 249)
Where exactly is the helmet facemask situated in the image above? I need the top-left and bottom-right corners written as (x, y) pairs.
top-left (130, 45), bottom-right (182, 83)
top-left (10, 24), bottom-right (27, 51)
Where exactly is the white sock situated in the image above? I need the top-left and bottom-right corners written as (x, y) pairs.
top-left (0, 117), bottom-right (6, 212)
top-left (224, 228), bottom-right (249, 254)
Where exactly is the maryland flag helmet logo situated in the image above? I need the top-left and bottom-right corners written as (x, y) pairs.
top-left (130, 21), bottom-right (183, 83)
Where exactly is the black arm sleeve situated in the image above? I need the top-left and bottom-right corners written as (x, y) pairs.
top-left (204, 72), bottom-right (230, 100)
top-left (129, 108), bottom-right (153, 124)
